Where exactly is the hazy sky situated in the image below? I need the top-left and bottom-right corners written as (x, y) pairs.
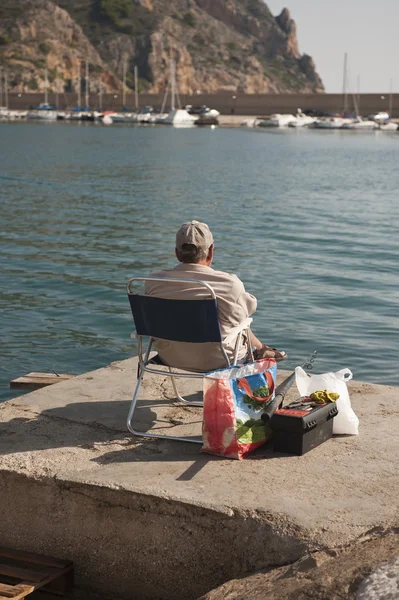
top-left (266, 0), bottom-right (398, 93)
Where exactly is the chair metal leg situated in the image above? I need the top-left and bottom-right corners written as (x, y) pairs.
top-left (247, 328), bottom-right (255, 362)
top-left (126, 358), bottom-right (202, 443)
top-left (233, 330), bottom-right (243, 365)
top-left (169, 369), bottom-right (203, 407)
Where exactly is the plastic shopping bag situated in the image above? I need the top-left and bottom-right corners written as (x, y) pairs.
top-left (295, 367), bottom-right (359, 435)
top-left (201, 358), bottom-right (277, 459)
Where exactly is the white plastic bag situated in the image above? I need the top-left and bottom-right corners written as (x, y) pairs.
top-left (295, 367), bottom-right (359, 435)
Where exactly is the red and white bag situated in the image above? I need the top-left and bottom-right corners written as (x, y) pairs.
top-left (201, 359), bottom-right (277, 460)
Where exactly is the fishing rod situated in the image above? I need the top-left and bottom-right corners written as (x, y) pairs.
top-left (262, 350), bottom-right (318, 422)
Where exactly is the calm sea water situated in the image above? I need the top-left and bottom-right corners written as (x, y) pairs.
top-left (1, 122), bottom-right (398, 402)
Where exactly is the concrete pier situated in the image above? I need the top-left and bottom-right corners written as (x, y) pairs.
top-left (0, 358), bottom-right (398, 599)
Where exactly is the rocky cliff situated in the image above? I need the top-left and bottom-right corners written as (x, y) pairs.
top-left (0, 0), bottom-right (324, 96)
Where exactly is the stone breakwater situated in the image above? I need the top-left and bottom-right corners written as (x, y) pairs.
top-left (0, 357), bottom-right (397, 599)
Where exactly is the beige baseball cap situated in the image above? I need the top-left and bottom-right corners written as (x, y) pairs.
top-left (176, 220), bottom-right (214, 252)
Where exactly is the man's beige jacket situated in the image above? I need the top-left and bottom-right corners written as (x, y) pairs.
top-left (144, 263), bottom-right (257, 371)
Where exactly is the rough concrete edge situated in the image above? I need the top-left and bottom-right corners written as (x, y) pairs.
top-left (0, 468), bottom-right (323, 599)
top-left (0, 465), bottom-right (322, 537)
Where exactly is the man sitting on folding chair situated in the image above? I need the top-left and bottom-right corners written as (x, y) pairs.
top-left (144, 220), bottom-right (287, 372)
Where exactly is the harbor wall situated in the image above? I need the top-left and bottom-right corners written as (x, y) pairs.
top-left (6, 92), bottom-right (399, 117)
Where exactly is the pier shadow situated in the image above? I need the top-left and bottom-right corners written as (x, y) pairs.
top-left (0, 395), bottom-right (217, 477)
top-left (1, 393), bottom-right (286, 482)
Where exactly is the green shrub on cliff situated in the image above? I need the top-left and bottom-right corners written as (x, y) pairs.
top-left (39, 41), bottom-right (51, 55)
top-left (182, 11), bottom-right (196, 27)
top-left (100, 0), bottom-right (132, 26)
top-left (27, 78), bottom-right (38, 90)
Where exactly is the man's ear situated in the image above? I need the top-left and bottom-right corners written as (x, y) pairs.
top-left (207, 244), bottom-right (214, 261)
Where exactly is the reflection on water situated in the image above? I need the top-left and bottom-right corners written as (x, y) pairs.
top-left (1, 122), bottom-right (399, 401)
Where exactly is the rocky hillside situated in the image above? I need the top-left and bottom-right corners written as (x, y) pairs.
top-left (0, 0), bottom-right (324, 95)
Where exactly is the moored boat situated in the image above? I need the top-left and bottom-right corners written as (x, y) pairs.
top-left (194, 115), bottom-right (219, 126)
top-left (257, 113), bottom-right (297, 127)
top-left (157, 61), bottom-right (197, 127)
top-left (161, 108), bottom-right (197, 126)
top-left (341, 117), bottom-right (376, 130)
top-left (311, 117), bottom-right (353, 129)
top-left (288, 109), bottom-right (316, 128)
top-left (376, 121), bottom-right (398, 131)
top-left (26, 103), bottom-right (58, 121)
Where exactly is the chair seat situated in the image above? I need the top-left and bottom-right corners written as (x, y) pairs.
top-left (147, 353), bottom-right (208, 375)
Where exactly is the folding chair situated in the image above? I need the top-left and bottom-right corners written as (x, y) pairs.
top-left (126, 276), bottom-right (253, 443)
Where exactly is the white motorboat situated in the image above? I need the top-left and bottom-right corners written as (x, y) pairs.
top-left (288, 109), bottom-right (316, 128)
top-left (257, 113), bottom-right (297, 127)
top-left (0, 108), bottom-right (27, 120)
top-left (376, 121), bottom-right (398, 131)
top-left (27, 103), bottom-right (58, 121)
top-left (369, 111), bottom-right (390, 123)
top-left (106, 112), bottom-right (131, 123)
top-left (311, 117), bottom-right (352, 129)
top-left (185, 105), bottom-right (220, 119)
top-left (368, 110), bottom-right (397, 130)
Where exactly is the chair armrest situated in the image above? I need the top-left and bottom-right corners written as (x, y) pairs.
top-left (222, 318), bottom-right (253, 346)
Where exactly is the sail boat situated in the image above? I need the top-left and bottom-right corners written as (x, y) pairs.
top-left (159, 60), bottom-right (197, 126)
top-left (312, 53), bottom-right (353, 129)
top-left (340, 75), bottom-right (376, 129)
top-left (342, 92), bottom-right (375, 129)
top-left (27, 66), bottom-right (58, 120)
top-left (80, 59), bottom-right (99, 120)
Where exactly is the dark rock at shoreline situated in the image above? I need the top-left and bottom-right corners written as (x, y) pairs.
top-left (199, 528), bottom-right (399, 600)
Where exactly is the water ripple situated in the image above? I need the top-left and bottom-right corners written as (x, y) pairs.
top-left (1, 123), bottom-right (399, 401)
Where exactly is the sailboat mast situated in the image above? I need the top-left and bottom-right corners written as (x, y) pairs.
top-left (77, 63), bottom-right (81, 108)
top-left (171, 59), bottom-right (175, 111)
top-left (342, 52), bottom-right (348, 114)
top-left (98, 80), bottom-right (103, 111)
top-left (122, 60), bottom-right (126, 107)
top-left (134, 65), bottom-right (139, 110)
top-left (45, 66), bottom-right (49, 105)
top-left (389, 78), bottom-right (393, 115)
top-left (0, 67), bottom-right (3, 107)
top-left (85, 59), bottom-right (89, 110)
top-left (4, 70), bottom-right (8, 109)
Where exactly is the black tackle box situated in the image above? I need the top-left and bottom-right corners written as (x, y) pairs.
top-left (269, 398), bottom-right (338, 456)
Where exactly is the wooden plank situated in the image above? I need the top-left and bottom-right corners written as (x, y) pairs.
top-left (0, 584), bottom-right (35, 600)
top-left (0, 582), bottom-right (21, 597)
top-left (0, 564), bottom-right (50, 584)
top-left (0, 548), bottom-right (73, 600)
top-left (17, 564), bottom-right (72, 595)
top-left (0, 548), bottom-right (71, 570)
top-left (9, 373), bottom-right (75, 391)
